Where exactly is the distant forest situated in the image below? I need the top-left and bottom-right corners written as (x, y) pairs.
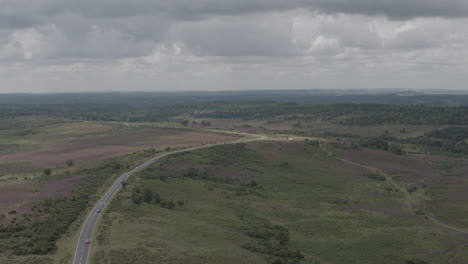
top-left (0, 101), bottom-right (467, 126)
top-left (0, 90), bottom-right (468, 106)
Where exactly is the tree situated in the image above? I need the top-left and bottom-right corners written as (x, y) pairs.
top-left (180, 120), bottom-right (189, 126)
top-left (168, 200), bottom-right (176, 210)
top-left (143, 188), bottom-right (153, 203)
top-left (131, 193), bottom-right (142, 204)
top-left (249, 180), bottom-right (257, 187)
top-left (66, 160), bottom-right (74, 167)
top-left (121, 181), bottom-right (127, 189)
top-left (390, 144), bottom-right (404, 155)
top-left (177, 201), bottom-right (184, 207)
top-left (43, 168), bottom-right (51, 176)
top-left (154, 193), bottom-right (161, 203)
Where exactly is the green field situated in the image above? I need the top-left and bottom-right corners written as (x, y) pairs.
top-left (94, 140), bottom-right (467, 264)
top-left (0, 117), bottom-right (239, 264)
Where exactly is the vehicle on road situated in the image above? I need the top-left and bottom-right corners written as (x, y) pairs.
top-left (97, 209), bottom-right (102, 213)
top-left (85, 239), bottom-right (91, 244)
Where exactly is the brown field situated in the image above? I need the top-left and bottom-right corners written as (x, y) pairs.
top-left (343, 147), bottom-right (468, 230)
top-left (343, 148), bottom-right (442, 185)
top-left (0, 174), bottom-right (87, 217)
top-left (0, 128), bottom-right (236, 169)
top-left (430, 163), bottom-right (468, 228)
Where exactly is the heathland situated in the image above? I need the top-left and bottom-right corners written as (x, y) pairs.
top-left (0, 91), bottom-right (467, 264)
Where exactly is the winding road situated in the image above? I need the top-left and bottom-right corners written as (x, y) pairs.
top-left (73, 132), bottom-right (266, 264)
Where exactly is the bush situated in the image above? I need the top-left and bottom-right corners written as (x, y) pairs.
top-left (367, 173), bottom-right (386, 182)
top-left (415, 210), bottom-right (425, 215)
top-left (154, 193), bottom-right (161, 204)
top-left (131, 193), bottom-right (142, 204)
top-left (143, 189), bottom-right (153, 203)
top-left (362, 137), bottom-right (390, 151)
top-left (168, 201), bottom-right (176, 210)
top-left (405, 259), bottom-right (429, 264)
top-left (390, 144), bottom-right (404, 155)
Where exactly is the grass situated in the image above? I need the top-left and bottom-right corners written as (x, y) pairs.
top-left (93, 141), bottom-right (465, 264)
top-left (0, 117), bottom-right (240, 263)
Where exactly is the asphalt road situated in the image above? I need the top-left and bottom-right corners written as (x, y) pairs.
top-left (73, 132), bottom-right (266, 264)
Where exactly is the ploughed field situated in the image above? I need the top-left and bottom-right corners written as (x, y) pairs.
top-left (0, 118), bottom-right (237, 263)
top-left (94, 140), bottom-right (468, 264)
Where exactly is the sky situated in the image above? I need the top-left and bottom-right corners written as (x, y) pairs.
top-left (0, 0), bottom-right (468, 93)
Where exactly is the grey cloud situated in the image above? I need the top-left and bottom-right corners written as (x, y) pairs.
top-left (172, 14), bottom-right (297, 57)
top-left (0, 0), bottom-right (467, 94)
top-left (0, 0), bottom-right (466, 61)
top-left (313, 0), bottom-right (468, 20)
top-left (48, 0), bottom-right (468, 20)
top-left (1, 0), bottom-right (468, 30)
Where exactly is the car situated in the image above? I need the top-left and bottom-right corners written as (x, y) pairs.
top-left (85, 238), bottom-right (91, 244)
top-left (97, 209), bottom-right (102, 213)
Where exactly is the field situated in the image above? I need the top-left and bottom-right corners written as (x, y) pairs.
top-left (0, 117), bottom-right (238, 263)
top-left (0, 118), bottom-right (235, 177)
top-left (0, 100), bottom-right (467, 264)
top-left (93, 140), bottom-right (468, 264)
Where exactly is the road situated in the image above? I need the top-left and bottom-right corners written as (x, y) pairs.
top-left (73, 132), bottom-right (266, 264)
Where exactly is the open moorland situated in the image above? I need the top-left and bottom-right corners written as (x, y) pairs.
top-left (0, 117), bottom-right (237, 263)
top-left (0, 93), bottom-right (467, 264)
top-left (93, 140), bottom-right (468, 264)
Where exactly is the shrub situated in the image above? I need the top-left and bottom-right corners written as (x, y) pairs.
top-left (415, 210), bottom-right (425, 215)
top-left (390, 144), bottom-right (404, 155)
top-left (405, 259), bottom-right (429, 264)
top-left (168, 201), bottom-right (176, 210)
top-left (154, 193), bottom-right (161, 204)
top-left (131, 193), bottom-right (142, 204)
top-left (367, 173), bottom-right (386, 182)
top-left (143, 189), bottom-right (153, 203)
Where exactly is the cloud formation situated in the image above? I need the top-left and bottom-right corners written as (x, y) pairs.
top-left (0, 0), bottom-right (467, 92)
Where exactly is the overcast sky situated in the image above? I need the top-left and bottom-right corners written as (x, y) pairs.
top-left (0, 0), bottom-right (467, 93)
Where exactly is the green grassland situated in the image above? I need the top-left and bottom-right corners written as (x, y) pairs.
top-left (0, 117), bottom-right (240, 263)
top-left (94, 141), bottom-right (466, 264)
